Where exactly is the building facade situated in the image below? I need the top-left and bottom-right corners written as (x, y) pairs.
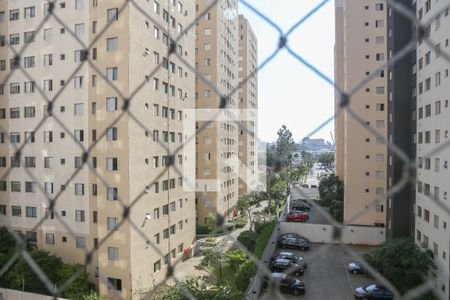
top-left (335, 0), bottom-right (389, 227)
top-left (0, 0), bottom-right (196, 298)
top-left (194, 0), bottom-right (239, 224)
top-left (414, 0), bottom-right (450, 297)
top-left (237, 15), bottom-right (258, 196)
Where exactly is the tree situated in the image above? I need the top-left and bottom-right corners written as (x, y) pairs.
top-left (235, 260), bottom-right (256, 292)
top-left (364, 238), bottom-right (435, 294)
top-left (287, 164), bottom-right (308, 182)
top-left (236, 192), bottom-right (264, 231)
top-left (318, 174), bottom-right (344, 221)
top-left (273, 125), bottom-right (296, 167)
top-left (237, 231), bottom-right (258, 253)
top-left (318, 152), bottom-right (334, 167)
top-left (301, 150), bottom-right (315, 170)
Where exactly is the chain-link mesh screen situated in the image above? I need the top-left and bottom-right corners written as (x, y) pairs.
top-left (0, 0), bottom-right (449, 299)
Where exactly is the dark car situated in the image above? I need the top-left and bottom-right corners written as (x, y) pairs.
top-left (290, 202), bottom-right (311, 211)
top-left (270, 258), bottom-right (304, 276)
top-left (264, 272), bottom-right (305, 296)
top-left (348, 262), bottom-right (364, 274)
top-left (279, 237), bottom-right (310, 251)
top-left (272, 251), bottom-right (307, 268)
top-left (278, 233), bottom-right (310, 244)
top-left (354, 284), bottom-right (393, 300)
top-left (310, 184), bottom-right (317, 188)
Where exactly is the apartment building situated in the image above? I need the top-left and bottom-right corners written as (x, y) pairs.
top-left (0, 0), bottom-right (196, 298)
top-left (195, 0), bottom-right (239, 224)
top-left (414, 0), bottom-right (450, 297)
top-left (237, 15), bottom-right (258, 196)
top-left (335, 0), bottom-right (389, 227)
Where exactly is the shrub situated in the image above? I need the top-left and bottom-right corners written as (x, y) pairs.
top-left (235, 260), bottom-right (256, 292)
top-left (196, 224), bottom-right (212, 235)
top-left (237, 231), bottom-right (258, 252)
top-left (254, 221), bottom-right (276, 258)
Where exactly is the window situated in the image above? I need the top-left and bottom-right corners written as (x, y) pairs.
top-left (163, 228), bottom-right (169, 239)
top-left (107, 187), bottom-right (118, 200)
top-left (376, 120), bottom-right (385, 128)
top-left (106, 127), bottom-right (118, 140)
top-left (105, 97), bottom-right (118, 112)
top-left (75, 210), bottom-right (85, 222)
top-left (108, 247), bottom-right (119, 260)
top-left (76, 236), bottom-right (85, 248)
top-left (12, 206), bottom-right (21, 217)
top-left (24, 6), bottom-right (36, 18)
top-left (43, 79), bottom-right (53, 92)
top-left (106, 37), bottom-right (118, 51)
top-left (424, 210), bottom-right (430, 222)
top-left (10, 107), bottom-right (20, 118)
top-left (376, 154), bottom-right (384, 162)
top-left (24, 81), bottom-right (35, 93)
top-left (45, 233), bottom-right (54, 245)
top-left (74, 129), bottom-right (84, 142)
top-left (170, 225), bottom-right (176, 235)
top-left (106, 67), bottom-right (118, 80)
top-left (10, 9), bottom-right (19, 21)
top-left (44, 54), bottom-right (53, 66)
top-left (75, 0), bottom-right (85, 9)
top-left (26, 206), bottom-right (37, 218)
top-left (10, 34), bottom-right (20, 45)
top-left (44, 182), bottom-right (53, 194)
top-left (75, 23), bottom-right (85, 36)
top-left (10, 83), bottom-right (20, 94)
top-left (25, 156), bottom-right (36, 168)
top-left (74, 76), bottom-right (84, 88)
top-left (11, 181), bottom-right (21, 192)
top-left (43, 28), bottom-right (53, 41)
top-left (107, 217), bottom-right (118, 230)
top-left (106, 157), bottom-right (118, 171)
top-left (375, 20), bottom-right (384, 27)
top-left (375, 53), bottom-right (384, 61)
top-left (75, 183), bottom-right (85, 195)
top-left (24, 31), bottom-right (35, 43)
top-left (154, 260), bottom-right (161, 273)
top-left (107, 8), bottom-right (118, 22)
top-left (25, 182), bottom-right (36, 193)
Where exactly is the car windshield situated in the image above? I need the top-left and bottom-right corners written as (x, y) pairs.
top-left (365, 284), bottom-right (378, 292)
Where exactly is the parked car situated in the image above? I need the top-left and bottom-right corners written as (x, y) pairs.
top-left (272, 251), bottom-right (307, 268)
top-left (354, 284), bottom-right (393, 300)
top-left (290, 202), bottom-right (311, 211)
top-left (347, 262), bottom-right (364, 274)
top-left (264, 272), bottom-right (305, 296)
top-left (279, 237), bottom-right (310, 251)
top-left (278, 233), bottom-right (310, 244)
top-left (301, 184), bottom-right (309, 188)
top-left (270, 258), bottom-right (304, 276)
top-left (287, 212), bottom-right (308, 222)
top-left (310, 184), bottom-right (318, 188)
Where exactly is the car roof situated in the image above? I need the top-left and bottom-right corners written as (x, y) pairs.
top-left (278, 251), bottom-right (295, 256)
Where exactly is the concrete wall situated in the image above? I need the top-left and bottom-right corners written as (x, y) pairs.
top-left (280, 222), bottom-right (385, 245)
top-left (0, 288), bottom-right (67, 300)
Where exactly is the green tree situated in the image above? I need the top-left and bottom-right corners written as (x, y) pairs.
top-left (235, 260), bottom-right (256, 292)
top-left (273, 125), bottom-right (296, 167)
top-left (301, 150), bottom-right (315, 170)
top-left (237, 231), bottom-right (258, 253)
top-left (236, 192), bottom-right (264, 231)
top-left (287, 163), bottom-right (308, 182)
top-left (318, 174), bottom-right (344, 221)
top-left (364, 238), bottom-right (435, 293)
top-left (318, 152), bottom-right (334, 167)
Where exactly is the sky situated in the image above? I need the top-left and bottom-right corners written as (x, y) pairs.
top-left (238, 0), bottom-right (336, 143)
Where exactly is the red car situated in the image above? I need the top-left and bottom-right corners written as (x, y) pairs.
top-left (287, 212), bottom-right (308, 222)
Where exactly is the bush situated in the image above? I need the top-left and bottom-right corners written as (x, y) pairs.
top-left (235, 260), bottom-right (256, 292)
top-left (237, 231), bottom-right (258, 252)
top-left (254, 221), bottom-right (276, 258)
top-left (234, 215), bottom-right (248, 228)
top-left (225, 250), bottom-right (246, 269)
top-left (196, 224), bottom-right (212, 235)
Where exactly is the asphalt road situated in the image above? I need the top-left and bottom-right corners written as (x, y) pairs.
top-left (260, 244), bottom-right (375, 300)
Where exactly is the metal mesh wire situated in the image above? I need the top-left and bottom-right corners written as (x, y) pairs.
top-left (0, 0), bottom-right (449, 299)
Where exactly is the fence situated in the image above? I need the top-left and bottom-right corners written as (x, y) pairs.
top-left (0, 288), bottom-right (67, 300)
top-left (0, 0), bottom-right (449, 299)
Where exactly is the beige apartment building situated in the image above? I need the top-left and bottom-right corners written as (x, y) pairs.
top-left (0, 0), bottom-right (196, 298)
top-left (414, 0), bottom-right (450, 297)
top-left (335, 0), bottom-right (388, 227)
top-left (195, 0), bottom-right (239, 224)
top-left (237, 15), bottom-right (258, 196)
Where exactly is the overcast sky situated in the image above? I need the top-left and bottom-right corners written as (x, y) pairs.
top-left (239, 0), bottom-right (335, 143)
